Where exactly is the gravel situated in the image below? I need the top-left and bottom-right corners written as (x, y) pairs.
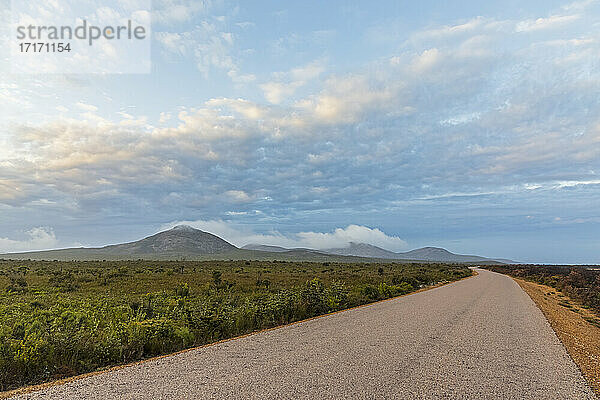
top-left (11, 268), bottom-right (597, 399)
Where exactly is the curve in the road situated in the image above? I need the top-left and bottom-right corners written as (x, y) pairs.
top-left (10, 269), bottom-right (597, 399)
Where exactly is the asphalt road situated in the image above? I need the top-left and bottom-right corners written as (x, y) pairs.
top-left (12, 269), bottom-right (597, 399)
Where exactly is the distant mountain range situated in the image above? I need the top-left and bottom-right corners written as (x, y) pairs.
top-left (243, 241), bottom-right (513, 263)
top-left (0, 225), bottom-right (512, 264)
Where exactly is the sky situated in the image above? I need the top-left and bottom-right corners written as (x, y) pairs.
top-left (0, 0), bottom-right (599, 264)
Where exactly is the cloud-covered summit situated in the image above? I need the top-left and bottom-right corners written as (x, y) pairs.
top-left (159, 221), bottom-right (409, 252)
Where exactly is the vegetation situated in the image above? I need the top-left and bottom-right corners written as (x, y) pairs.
top-left (485, 265), bottom-right (600, 314)
top-left (0, 259), bottom-right (471, 391)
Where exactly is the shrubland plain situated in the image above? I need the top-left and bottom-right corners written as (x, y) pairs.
top-left (0, 259), bottom-right (471, 391)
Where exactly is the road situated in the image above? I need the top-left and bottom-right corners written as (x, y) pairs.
top-left (11, 269), bottom-right (597, 399)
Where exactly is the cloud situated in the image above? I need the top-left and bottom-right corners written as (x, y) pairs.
top-left (0, 179), bottom-right (24, 201)
top-left (0, 227), bottom-right (59, 253)
top-left (4, 14), bottom-right (600, 216)
top-left (414, 17), bottom-right (487, 40)
top-left (260, 81), bottom-right (304, 105)
top-left (224, 190), bottom-right (253, 203)
top-left (295, 73), bottom-right (400, 124)
top-left (562, 0), bottom-right (598, 11)
top-left (555, 179), bottom-right (600, 188)
top-left (155, 32), bottom-right (188, 56)
top-left (260, 60), bottom-right (325, 104)
top-left (228, 70), bottom-right (256, 84)
top-left (153, 0), bottom-right (210, 25)
top-left (75, 102), bottom-right (99, 112)
top-left (294, 225), bottom-right (408, 251)
top-left (515, 14), bottom-right (580, 32)
top-left (440, 112), bottom-right (481, 126)
top-left (156, 20), bottom-right (237, 78)
top-left (410, 48), bottom-right (441, 73)
top-left (160, 220), bottom-right (408, 251)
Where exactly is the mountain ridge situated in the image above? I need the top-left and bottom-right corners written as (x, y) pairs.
top-left (0, 225), bottom-right (512, 263)
top-left (240, 240), bottom-right (512, 263)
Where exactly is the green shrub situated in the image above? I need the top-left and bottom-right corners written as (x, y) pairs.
top-left (0, 259), bottom-right (470, 391)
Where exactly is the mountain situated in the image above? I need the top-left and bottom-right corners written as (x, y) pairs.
top-left (241, 244), bottom-right (316, 253)
top-left (0, 226), bottom-right (511, 263)
top-left (254, 242), bottom-right (512, 264)
top-left (0, 225), bottom-right (239, 261)
top-left (323, 242), bottom-right (401, 259)
top-left (398, 247), bottom-right (498, 263)
top-left (0, 227), bottom-right (386, 262)
top-left (242, 244), bottom-right (291, 252)
top-left (98, 225), bottom-right (237, 256)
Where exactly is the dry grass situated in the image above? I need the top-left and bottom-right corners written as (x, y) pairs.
top-left (515, 278), bottom-right (600, 395)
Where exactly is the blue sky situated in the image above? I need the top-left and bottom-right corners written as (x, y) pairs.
top-left (1, 0), bottom-right (599, 263)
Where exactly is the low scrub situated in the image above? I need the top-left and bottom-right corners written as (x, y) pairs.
top-left (0, 260), bottom-right (471, 390)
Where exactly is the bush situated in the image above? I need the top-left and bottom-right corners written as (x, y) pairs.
top-left (6, 277), bottom-right (28, 294)
top-left (0, 259), bottom-right (470, 390)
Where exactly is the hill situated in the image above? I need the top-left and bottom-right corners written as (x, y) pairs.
top-left (398, 247), bottom-right (500, 263)
top-left (0, 225), bottom-right (238, 261)
top-left (323, 242), bottom-right (401, 259)
top-left (99, 225), bottom-right (237, 256)
top-left (0, 226), bottom-right (510, 263)
top-left (241, 244), bottom-right (292, 252)
top-left (265, 242), bottom-right (512, 264)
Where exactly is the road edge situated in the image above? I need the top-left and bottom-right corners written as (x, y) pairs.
top-left (513, 277), bottom-right (600, 397)
top-left (1, 270), bottom-right (477, 399)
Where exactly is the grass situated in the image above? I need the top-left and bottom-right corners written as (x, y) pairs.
top-left (0, 259), bottom-right (471, 391)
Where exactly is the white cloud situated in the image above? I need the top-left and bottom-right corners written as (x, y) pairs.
top-left (415, 17), bottom-right (486, 40)
top-left (156, 19), bottom-right (238, 78)
top-left (228, 69), bottom-right (257, 84)
top-left (289, 61), bottom-right (326, 81)
top-left (235, 21), bottom-right (255, 29)
top-left (295, 225), bottom-right (408, 251)
top-left (260, 81), bottom-right (304, 105)
top-left (562, 0), bottom-right (598, 11)
top-left (75, 102), bottom-right (99, 112)
top-left (0, 180), bottom-right (23, 201)
top-left (515, 14), bottom-right (580, 32)
top-left (260, 60), bottom-right (325, 104)
top-left (295, 74), bottom-right (399, 124)
top-left (160, 220), bottom-right (408, 251)
top-left (155, 32), bottom-right (189, 55)
top-left (555, 179), bottom-right (600, 188)
top-left (153, 0), bottom-right (209, 25)
top-left (224, 190), bottom-right (253, 203)
top-left (440, 112), bottom-right (481, 126)
top-left (159, 112), bottom-right (172, 123)
top-left (0, 227), bottom-right (59, 253)
top-left (410, 48), bottom-right (441, 73)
